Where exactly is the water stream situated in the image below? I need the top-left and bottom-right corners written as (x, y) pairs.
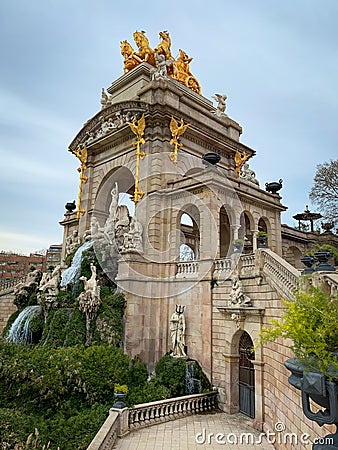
top-left (6, 305), bottom-right (42, 344)
top-left (61, 241), bottom-right (93, 288)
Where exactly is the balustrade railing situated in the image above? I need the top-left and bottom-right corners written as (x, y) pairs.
top-left (240, 254), bottom-right (255, 277)
top-left (128, 391), bottom-right (218, 429)
top-left (260, 248), bottom-right (300, 300)
top-left (0, 276), bottom-right (25, 293)
top-left (213, 258), bottom-right (232, 274)
top-left (176, 261), bottom-right (199, 277)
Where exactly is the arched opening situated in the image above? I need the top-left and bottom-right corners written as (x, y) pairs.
top-left (239, 331), bottom-right (255, 418)
top-left (239, 212), bottom-right (254, 254)
top-left (220, 206), bottom-right (231, 258)
top-left (258, 218), bottom-right (268, 234)
top-left (285, 245), bottom-right (303, 269)
top-left (179, 208), bottom-right (200, 260)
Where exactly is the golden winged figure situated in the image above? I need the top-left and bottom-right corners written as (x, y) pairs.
top-left (127, 114), bottom-right (146, 143)
top-left (169, 117), bottom-right (190, 164)
top-left (169, 117), bottom-right (190, 142)
top-left (74, 145), bottom-right (88, 166)
top-left (234, 150), bottom-right (250, 178)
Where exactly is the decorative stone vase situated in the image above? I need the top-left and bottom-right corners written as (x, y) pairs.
top-left (300, 256), bottom-right (317, 274)
top-left (65, 201), bottom-right (76, 213)
top-left (257, 236), bottom-right (268, 248)
top-left (202, 152), bottom-right (221, 166)
top-left (265, 179), bottom-right (283, 194)
top-left (233, 242), bottom-right (244, 253)
top-left (284, 357), bottom-right (338, 449)
top-left (112, 392), bottom-right (127, 409)
top-left (314, 251), bottom-right (335, 272)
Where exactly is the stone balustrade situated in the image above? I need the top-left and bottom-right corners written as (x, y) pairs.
top-left (0, 276), bottom-right (25, 293)
top-left (259, 248), bottom-right (300, 300)
top-left (240, 253), bottom-right (256, 276)
top-left (213, 258), bottom-right (232, 274)
top-left (128, 391), bottom-right (218, 429)
top-left (176, 261), bottom-right (199, 277)
top-left (87, 391), bottom-right (218, 449)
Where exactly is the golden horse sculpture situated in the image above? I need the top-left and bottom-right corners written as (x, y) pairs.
top-left (120, 40), bottom-right (142, 74)
top-left (133, 31), bottom-right (156, 67)
top-left (120, 31), bottom-right (201, 94)
top-left (172, 49), bottom-right (201, 94)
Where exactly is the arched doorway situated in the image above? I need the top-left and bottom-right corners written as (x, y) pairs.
top-left (239, 331), bottom-right (255, 418)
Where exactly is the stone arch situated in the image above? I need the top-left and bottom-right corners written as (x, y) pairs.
top-left (285, 245), bottom-right (303, 269)
top-left (258, 216), bottom-right (270, 234)
top-left (240, 211), bottom-right (255, 253)
top-left (93, 166), bottom-right (135, 225)
top-left (220, 205), bottom-right (236, 257)
top-left (177, 206), bottom-right (200, 260)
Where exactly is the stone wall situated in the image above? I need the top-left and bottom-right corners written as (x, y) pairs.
top-left (211, 255), bottom-right (334, 450)
top-left (0, 290), bottom-right (16, 335)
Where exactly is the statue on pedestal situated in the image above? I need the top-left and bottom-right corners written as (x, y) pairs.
top-left (78, 263), bottom-right (101, 345)
top-left (122, 215), bottom-right (143, 253)
top-left (229, 276), bottom-right (252, 307)
top-left (170, 305), bottom-right (186, 357)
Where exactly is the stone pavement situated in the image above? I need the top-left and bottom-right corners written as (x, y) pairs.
top-left (113, 411), bottom-right (275, 449)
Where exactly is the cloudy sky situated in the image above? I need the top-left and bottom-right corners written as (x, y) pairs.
top-left (0, 0), bottom-right (337, 254)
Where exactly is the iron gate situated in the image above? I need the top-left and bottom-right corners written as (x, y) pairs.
top-left (239, 332), bottom-right (255, 418)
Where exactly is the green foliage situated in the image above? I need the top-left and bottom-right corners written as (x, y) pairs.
top-left (2, 309), bottom-right (21, 338)
top-left (259, 287), bottom-right (338, 376)
top-left (56, 288), bottom-right (75, 308)
top-left (127, 379), bottom-right (171, 406)
top-left (154, 354), bottom-right (187, 396)
top-left (114, 383), bottom-right (128, 394)
top-left (40, 308), bottom-right (86, 347)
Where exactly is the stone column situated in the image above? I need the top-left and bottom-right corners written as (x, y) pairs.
top-left (223, 353), bottom-right (240, 414)
top-left (252, 359), bottom-right (265, 431)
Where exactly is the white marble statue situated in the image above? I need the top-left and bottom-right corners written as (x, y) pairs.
top-left (100, 88), bottom-right (113, 109)
top-left (170, 305), bottom-right (186, 357)
top-left (150, 51), bottom-right (172, 80)
top-left (212, 94), bottom-right (227, 117)
top-left (66, 230), bottom-right (81, 256)
top-left (122, 215), bottom-right (143, 253)
top-left (78, 263), bottom-right (101, 345)
top-left (240, 163), bottom-right (260, 186)
top-left (229, 276), bottom-right (252, 306)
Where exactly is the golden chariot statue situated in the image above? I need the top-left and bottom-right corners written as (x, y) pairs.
top-left (120, 30), bottom-right (201, 94)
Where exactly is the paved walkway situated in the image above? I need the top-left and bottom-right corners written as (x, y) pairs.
top-left (113, 411), bottom-right (275, 449)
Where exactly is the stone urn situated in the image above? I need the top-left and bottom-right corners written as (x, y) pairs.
top-left (265, 179), bottom-right (283, 194)
top-left (112, 392), bottom-right (127, 409)
top-left (314, 251), bottom-right (335, 272)
top-left (284, 357), bottom-right (338, 449)
top-left (300, 256), bottom-right (317, 274)
top-left (257, 233), bottom-right (268, 248)
top-left (65, 201), bottom-right (76, 213)
top-left (233, 240), bottom-right (244, 254)
top-left (202, 152), bottom-right (221, 166)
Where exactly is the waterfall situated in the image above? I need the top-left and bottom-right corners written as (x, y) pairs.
top-left (185, 360), bottom-right (202, 395)
top-left (61, 241), bottom-right (93, 288)
top-left (6, 305), bottom-right (41, 344)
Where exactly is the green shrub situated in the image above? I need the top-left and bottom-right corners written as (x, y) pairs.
top-left (154, 354), bottom-right (187, 396)
top-left (259, 287), bottom-right (338, 376)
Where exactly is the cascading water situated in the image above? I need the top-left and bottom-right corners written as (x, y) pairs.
top-left (6, 305), bottom-right (41, 344)
top-left (185, 360), bottom-right (202, 395)
top-left (61, 241), bottom-right (93, 288)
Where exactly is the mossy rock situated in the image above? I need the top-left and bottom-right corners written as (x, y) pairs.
top-left (41, 308), bottom-right (86, 347)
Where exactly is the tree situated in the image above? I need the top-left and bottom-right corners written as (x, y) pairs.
top-left (309, 159), bottom-right (338, 224)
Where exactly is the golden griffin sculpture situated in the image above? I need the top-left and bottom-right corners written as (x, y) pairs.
top-left (234, 150), bottom-right (250, 178)
top-left (169, 117), bottom-right (190, 164)
top-left (120, 30), bottom-right (201, 94)
top-left (127, 114), bottom-right (146, 204)
top-left (73, 145), bottom-right (88, 219)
